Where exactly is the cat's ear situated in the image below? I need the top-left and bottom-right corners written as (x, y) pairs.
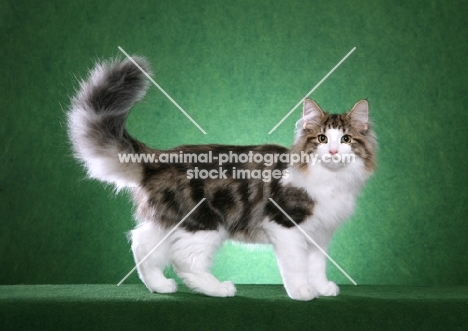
top-left (302, 99), bottom-right (323, 130)
top-left (347, 100), bottom-right (369, 132)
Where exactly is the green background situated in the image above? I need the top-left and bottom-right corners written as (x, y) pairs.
top-left (1, 0), bottom-right (467, 287)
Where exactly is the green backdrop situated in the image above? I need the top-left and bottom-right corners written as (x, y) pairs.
top-left (1, 0), bottom-right (467, 287)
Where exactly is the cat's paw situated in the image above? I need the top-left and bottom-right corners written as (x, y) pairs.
top-left (217, 281), bottom-right (237, 297)
top-left (316, 281), bottom-right (340, 297)
top-left (147, 278), bottom-right (178, 294)
top-left (287, 284), bottom-right (318, 301)
top-left (203, 280), bottom-right (237, 297)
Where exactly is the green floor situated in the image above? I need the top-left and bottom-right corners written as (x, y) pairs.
top-left (1, 285), bottom-right (467, 331)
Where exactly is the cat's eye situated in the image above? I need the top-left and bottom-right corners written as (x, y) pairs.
top-left (317, 134), bottom-right (328, 143)
top-left (341, 135), bottom-right (352, 144)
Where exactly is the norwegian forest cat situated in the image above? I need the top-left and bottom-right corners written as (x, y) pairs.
top-left (67, 57), bottom-right (376, 301)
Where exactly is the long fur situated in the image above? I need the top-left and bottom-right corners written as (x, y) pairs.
top-left (67, 57), bottom-right (150, 189)
top-left (67, 57), bottom-right (377, 301)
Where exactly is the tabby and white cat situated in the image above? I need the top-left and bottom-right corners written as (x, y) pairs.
top-left (67, 57), bottom-right (376, 301)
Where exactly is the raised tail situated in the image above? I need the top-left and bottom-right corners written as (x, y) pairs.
top-left (67, 57), bottom-right (151, 189)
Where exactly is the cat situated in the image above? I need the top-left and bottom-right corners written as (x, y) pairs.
top-left (67, 57), bottom-right (377, 301)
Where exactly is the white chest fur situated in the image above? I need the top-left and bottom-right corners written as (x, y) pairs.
top-left (285, 159), bottom-right (369, 232)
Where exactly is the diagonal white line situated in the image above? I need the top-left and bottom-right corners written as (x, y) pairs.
top-left (268, 47), bottom-right (356, 134)
top-left (118, 46), bottom-right (207, 135)
top-left (268, 198), bottom-right (357, 285)
top-left (117, 198), bottom-right (206, 286)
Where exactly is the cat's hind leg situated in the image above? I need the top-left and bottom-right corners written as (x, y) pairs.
top-left (170, 228), bottom-right (236, 297)
top-left (131, 222), bottom-right (178, 293)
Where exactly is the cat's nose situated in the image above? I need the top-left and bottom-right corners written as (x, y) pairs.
top-left (329, 149), bottom-right (338, 155)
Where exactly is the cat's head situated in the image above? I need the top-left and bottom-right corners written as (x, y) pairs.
top-left (291, 99), bottom-right (377, 172)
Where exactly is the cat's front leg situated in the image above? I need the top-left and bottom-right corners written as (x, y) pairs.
top-left (308, 245), bottom-right (340, 297)
top-left (265, 221), bottom-right (318, 301)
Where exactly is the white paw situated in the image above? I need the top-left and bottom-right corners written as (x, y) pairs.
top-left (287, 284), bottom-right (318, 301)
top-left (316, 281), bottom-right (340, 297)
top-left (146, 278), bottom-right (178, 294)
top-left (211, 281), bottom-right (237, 297)
top-left (201, 280), bottom-right (237, 297)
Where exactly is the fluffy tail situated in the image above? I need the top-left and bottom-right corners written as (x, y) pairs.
top-left (67, 57), bottom-right (150, 189)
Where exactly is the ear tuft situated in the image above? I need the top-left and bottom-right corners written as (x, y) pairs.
top-left (347, 100), bottom-right (369, 132)
top-left (302, 99), bottom-right (323, 130)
